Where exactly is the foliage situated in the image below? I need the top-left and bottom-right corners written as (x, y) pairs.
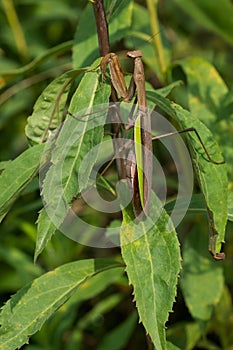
top-left (0, 0), bottom-right (233, 349)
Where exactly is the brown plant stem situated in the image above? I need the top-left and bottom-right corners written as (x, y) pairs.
top-left (92, 0), bottom-right (126, 179)
top-left (93, 0), bottom-right (110, 56)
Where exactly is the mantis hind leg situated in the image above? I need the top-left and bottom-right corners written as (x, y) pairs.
top-left (152, 127), bottom-right (225, 165)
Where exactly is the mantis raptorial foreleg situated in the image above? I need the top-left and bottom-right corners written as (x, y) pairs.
top-left (100, 53), bottom-right (135, 103)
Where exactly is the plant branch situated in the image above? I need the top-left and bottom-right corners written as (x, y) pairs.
top-left (92, 0), bottom-right (110, 56)
top-left (146, 0), bottom-right (167, 82)
top-left (2, 0), bottom-right (29, 62)
top-left (92, 0), bottom-right (126, 179)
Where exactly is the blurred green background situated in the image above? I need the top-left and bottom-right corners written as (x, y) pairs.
top-left (0, 1), bottom-right (233, 349)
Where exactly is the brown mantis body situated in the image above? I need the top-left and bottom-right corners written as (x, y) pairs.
top-left (100, 53), bottom-right (133, 102)
top-left (101, 50), bottom-right (152, 216)
top-left (127, 51), bottom-right (152, 216)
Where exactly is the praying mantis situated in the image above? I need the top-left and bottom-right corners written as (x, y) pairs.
top-left (100, 50), bottom-right (225, 221)
top-left (101, 50), bottom-right (152, 217)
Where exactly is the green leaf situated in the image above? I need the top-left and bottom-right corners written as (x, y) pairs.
top-left (147, 91), bottom-right (228, 256)
top-left (166, 322), bottom-right (202, 350)
top-left (213, 285), bottom-right (233, 325)
top-left (120, 193), bottom-right (181, 350)
top-left (146, 80), bottom-right (183, 111)
top-left (1, 41), bottom-right (73, 82)
top-left (65, 267), bottom-right (124, 305)
top-left (220, 88), bottom-right (233, 180)
top-left (228, 190), bottom-right (233, 222)
top-left (0, 246), bottom-right (43, 285)
top-left (154, 81), bottom-right (183, 98)
top-left (0, 161), bottom-right (11, 171)
top-left (212, 286), bottom-right (233, 348)
top-left (36, 59), bottom-right (111, 255)
top-left (77, 294), bottom-right (123, 331)
top-left (42, 267), bottom-right (125, 350)
top-left (72, 0), bottom-right (133, 68)
top-left (0, 144), bottom-right (45, 222)
top-left (97, 311), bottom-right (138, 350)
top-left (124, 3), bottom-right (171, 82)
top-left (165, 194), bottom-right (207, 216)
top-left (167, 191), bottom-right (233, 222)
top-left (34, 208), bottom-right (57, 262)
top-left (173, 57), bottom-right (233, 176)
top-left (25, 70), bottom-right (83, 144)
top-left (173, 57), bottom-right (228, 122)
top-left (166, 342), bottom-right (182, 350)
top-left (0, 259), bottom-right (122, 350)
top-left (107, 0), bottom-right (134, 42)
top-left (172, 0), bottom-right (233, 45)
top-left (180, 226), bottom-right (224, 321)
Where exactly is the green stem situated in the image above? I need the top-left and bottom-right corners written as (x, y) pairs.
top-left (2, 0), bottom-right (29, 62)
top-left (146, 0), bottom-right (167, 81)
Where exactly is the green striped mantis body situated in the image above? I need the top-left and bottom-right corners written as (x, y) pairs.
top-left (126, 51), bottom-right (152, 217)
